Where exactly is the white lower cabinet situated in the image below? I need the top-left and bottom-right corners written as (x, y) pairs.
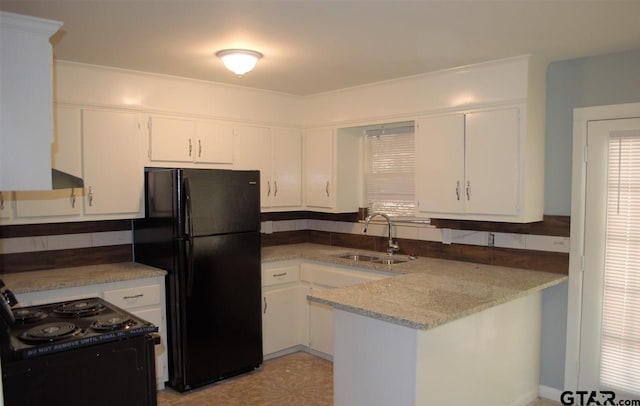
top-left (308, 285), bottom-right (334, 356)
top-left (261, 261), bottom-right (308, 357)
top-left (262, 259), bottom-right (394, 359)
top-left (14, 276), bottom-right (168, 389)
top-left (262, 285), bottom-right (308, 355)
top-left (302, 262), bottom-right (392, 358)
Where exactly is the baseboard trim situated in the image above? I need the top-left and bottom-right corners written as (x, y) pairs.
top-left (539, 385), bottom-right (563, 402)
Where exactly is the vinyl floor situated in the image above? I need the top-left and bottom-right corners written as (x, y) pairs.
top-left (156, 351), bottom-right (561, 406)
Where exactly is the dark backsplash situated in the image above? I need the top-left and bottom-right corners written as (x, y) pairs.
top-left (0, 214), bottom-right (570, 274)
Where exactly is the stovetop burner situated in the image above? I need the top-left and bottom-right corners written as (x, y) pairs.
top-left (91, 316), bottom-right (135, 331)
top-left (53, 299), bottom-right (106, 317)
top-left (1, 297), bottom-right (158, 359)
top-left (13, 307), bottom-right (48, 324)
top-left (19, 322), bottom-right (83, 343)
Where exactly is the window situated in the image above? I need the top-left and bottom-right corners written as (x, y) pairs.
top-left (600, 132), bottom-right (640, 395)
top-left (364, 124), bottom-right (416, 218)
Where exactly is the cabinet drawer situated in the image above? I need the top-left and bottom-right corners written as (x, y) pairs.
top-left (262, 265), bottom-right (299, 287)
top-left (104, 284), bottom-right (161, 309)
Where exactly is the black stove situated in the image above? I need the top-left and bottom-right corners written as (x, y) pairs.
top-left (0, 285), bottom-right (159, 406)
top-left (2, 297), bottom-right (158, 360)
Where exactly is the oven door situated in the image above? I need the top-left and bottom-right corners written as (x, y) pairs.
top-left (2, 335), bottom-right (157, 406)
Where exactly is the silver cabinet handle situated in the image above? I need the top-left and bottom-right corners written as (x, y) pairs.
top-left (188, 139), bottom-right (193, 157)
top-left (70, 189), bottom-right (76, 208)
top-left (455, 181), bottom-right (460, 201)
top-left (88, 186), bottom-right (93, 207)
top-left (267, 181), bottom-right (271, 197)
top-left (263, 297), bottom-right (267, 314)
top-left (466, 181), bottom-right (471, 200)
top-left (198, 139), bottom-right (202, 157)
top-left (274, 181), bottom-right (278, 197)
top-left (0, 192), bottom-right (4, 210)
top-left (123, 294), bottom-right (144, 300)
top-left (325, 181), bottom-right (330, 197)
top-left (273, 272), bottom-right (287, 277)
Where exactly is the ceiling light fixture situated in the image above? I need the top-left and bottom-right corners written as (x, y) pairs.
top-left (216, 49), bottom-right (263, 77)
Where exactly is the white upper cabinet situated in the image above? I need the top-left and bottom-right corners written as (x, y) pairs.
top-left (147, 115), bottom-right (234, 165)
top-left (148, 115), bottom-right (194, 163)
top-left (195, 120), bottom-right (234, 164)
top-left (0, 12), bottom-right (62, 191)
top-left (415, 114), bottom-right (465, 214)
top-left (305, 128), bottom-right (334, 209)
top-left (270, 128), bottom-right (302, 208)
top-left (14, 105), bottom-right (83, 219)
top-left (235, 125), bottom-right (302, 209)
top-left (234, 125), bottom-right (272, 206)
top-left (464, 109), bottom-right (519, 216)
top-left (82, 109), bottom-right (143, 217)
top-left (416, 106), bottom-right (541, 222)
top-left (304, 127), bottom-right (361, 212)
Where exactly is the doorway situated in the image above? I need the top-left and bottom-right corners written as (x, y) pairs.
top-left (566, 103), bottom-right (640, 398)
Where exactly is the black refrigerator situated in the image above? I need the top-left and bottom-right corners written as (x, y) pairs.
top-left (133, 168), bottom-right (262, 392)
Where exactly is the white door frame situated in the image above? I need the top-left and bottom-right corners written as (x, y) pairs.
top-left (565, 102), bottom-right (640, 391)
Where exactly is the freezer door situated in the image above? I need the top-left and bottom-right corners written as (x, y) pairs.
top-left (182, 232), bottom-right (262, 389)
top-left (183, 169), bottom-right (260, 236)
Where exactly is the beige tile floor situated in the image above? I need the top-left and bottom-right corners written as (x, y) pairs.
top-left (157, 351), bottom-right (561, 406)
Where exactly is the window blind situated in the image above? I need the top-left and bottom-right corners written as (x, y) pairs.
top-left (365, 129), bottom-right (415, 218)
top-left (600, 132), bottom-right (640, 395)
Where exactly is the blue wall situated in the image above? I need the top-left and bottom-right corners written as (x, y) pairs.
top-left (540, 48), bottom-right (640, 391)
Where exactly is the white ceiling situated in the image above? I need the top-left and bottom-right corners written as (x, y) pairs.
top-left (1, 1), bottom-right (639, 96)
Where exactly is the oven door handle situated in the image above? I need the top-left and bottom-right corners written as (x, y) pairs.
top-left (184, 177), bottom-right (195, 298)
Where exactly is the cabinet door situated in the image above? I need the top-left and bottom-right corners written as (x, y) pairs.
top-left (14, 189), bottom-right (81, 218)
top-left (305, 128), bottom-right (334, 209)
top-left (148, 116), bottom-right (194, 163)
top-left (82, 109), bottom-right (143, 216)
top-left (14, 106), bottom-right (83, 218)
top-left (195, 120), bottom-right (234, 164)
top-left (415, 114), bottom-right (465, 215)
top-left (234, 126), bottom-right (271, 207)
top-left (464, 108), bottom-right (519, 216)
top-left (271, 128), bottom-right (302, 207)
top-left (263, 286), bottom-right (304, 355)
top-left (308, 284), bottom-right (334, 356)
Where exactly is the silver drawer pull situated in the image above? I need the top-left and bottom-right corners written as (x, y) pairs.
top-left (123, 294), bottom-right (144, 300)
top-left (273, 272), bottom-right (287, 277)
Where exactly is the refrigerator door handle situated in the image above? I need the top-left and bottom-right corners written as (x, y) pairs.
top-left (184, 177), bottom-right (195, 297)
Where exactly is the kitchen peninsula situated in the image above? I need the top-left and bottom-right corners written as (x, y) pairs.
top-left (263, 243), bottom-right (567, 406)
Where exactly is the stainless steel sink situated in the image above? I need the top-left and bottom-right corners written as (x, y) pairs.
top-left (336, 253), bottom-right (380, 262)
top-left (372, 257), bottom-right (409, 265)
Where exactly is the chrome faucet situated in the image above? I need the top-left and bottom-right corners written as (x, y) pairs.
top-left (363, 212), bottom-right (400, 256)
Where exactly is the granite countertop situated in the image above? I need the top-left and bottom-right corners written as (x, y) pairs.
top-left (263, 243), bottom-right (567, 330)
top-left (3, 243), bottom-right (567, 331)
top-left (2, 263), bottom-right (167, 294)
